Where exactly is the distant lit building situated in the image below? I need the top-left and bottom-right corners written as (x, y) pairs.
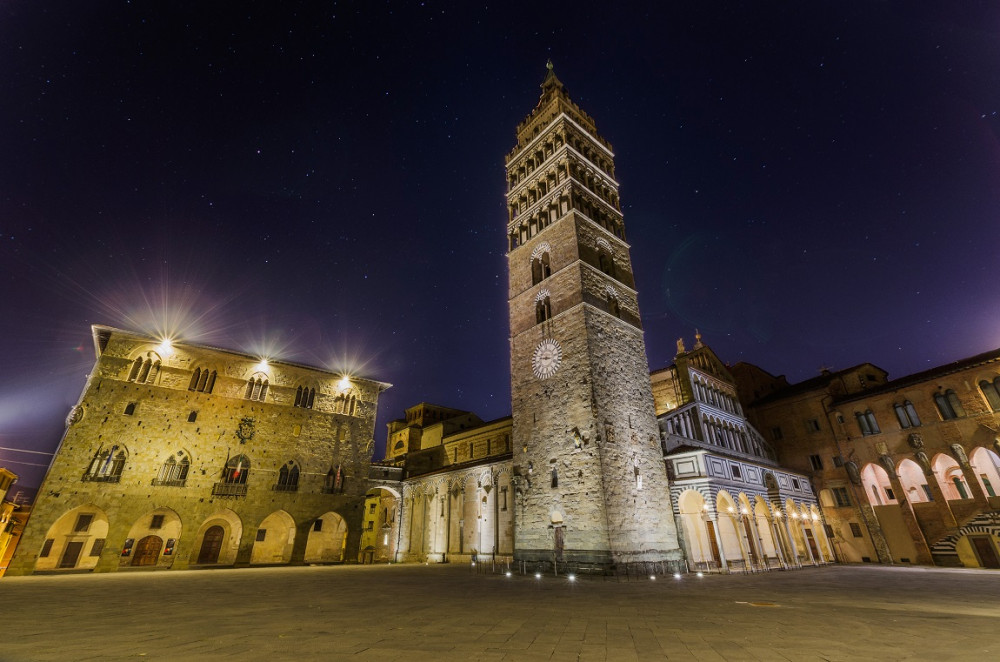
top-left (0, 468), bottom-right (21, 575)
top-left (733, 349), bottom-right (1000, 569)
top-left (7, 325), bottom-right (389, 575)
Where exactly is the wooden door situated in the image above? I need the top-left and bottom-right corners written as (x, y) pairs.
top-left (59, 541), bottom-right (84, 568)
top-left (970, 536), bottom-right (1000, 569)
top-left (805, 528), bottom-right (820, 561)
top-left (131, 535), bottom-right (163, 566)
top-left (553, 525), bottom-right (564, 561)
top-left (706, 520), bottom-right (721, 565)
top-left (198, 526), bottom-right (225, 564)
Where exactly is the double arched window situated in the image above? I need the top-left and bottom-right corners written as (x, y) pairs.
top-left (855, 410), bottom-right (880, 436)
top-left (275, 461), bottom-right (299, 492)
top-left (223, 455), bottom-right (250, 484)
top-left (979, 377), bottom-right (1000, 411)
top-left (531, 243), bottom-right (552, 285)
top-left (535, 289), bottom-right (552, 324)
top-left (84, 446), bottom-right (127, 483)
top-left (156, 452), bottom-right (190, 487)
top-left (893, 401), bottom-right (920, 429)
top-left (933, 389), bottom-right (965, 420)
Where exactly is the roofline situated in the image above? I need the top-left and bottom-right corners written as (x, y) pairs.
top-left (90, 324), bottom-right (392, 390)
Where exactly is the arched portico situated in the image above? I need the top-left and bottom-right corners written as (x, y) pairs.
top-left (304, 511), bottom-right (348, 563)
top-left (250, 510), bottom-right (296, 565)
top-left (970, 447), bottom-right (1000, 498)
top-left (861, 463), bottom-right (897, 505)
top-left (933, 453), bottom-right (970, 501)
top-left (190, 509), bottom-right (242, 566)
top-left (121, 507), bottom-right (182, 568)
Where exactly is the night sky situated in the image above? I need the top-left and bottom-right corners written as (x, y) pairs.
top-left (3, 2), bottom-right (1000, 487)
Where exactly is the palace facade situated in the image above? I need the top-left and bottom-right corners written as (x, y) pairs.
top-left (7, 325), bottom-right (388, 574)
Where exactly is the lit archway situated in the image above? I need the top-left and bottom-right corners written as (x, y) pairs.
top-left (932, 453), bottom-right (969, 501)
top-left (677, 490), bottom-right (715, 567)
top-left (970, 447), bottom-right (1000, 498)
top-left (860, 463), bottom-right (896, 505)
top-left (304, 511), bottom-right (348, 563)
top-left (250, 510), bottom-right (296, 565)
top-left (34, 504), bottom-right (110, 572)
top-left (189, 509), bottom-right (242, 566)
top-left (716, 491), bottom-right (745, 569)
top-left (897, 458), bottom-right (930, 503)
top-left (121, 507), bottom-right (182, 568)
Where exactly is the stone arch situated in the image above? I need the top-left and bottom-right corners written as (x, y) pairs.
top-left (970, 447), bottom-right (1000, 498)
top-left (753, 496), bottom-right (779, 561)
top-left (861, 462), bottom-right (896, 505)
top-left (34, 504), bottom-right (110, 572)
top-left (715, 491), bottom-right (744, 567)
top-left (190, 509), bottom-right (242, 566)
top-left (932, 453), bottom-right (969, 501)
top-left (677, 489), bottom-right (716, 567)
top-left (897, 458), bottom-right (930, 503)
top-left (304, 511), bottom-right (348, 563)
top-left (121, 507), bottom-right (182, 568)
top-left (250, 510), bottom-right (296, 565)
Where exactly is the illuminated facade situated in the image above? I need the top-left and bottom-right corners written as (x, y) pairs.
top-left (653, 336), bottom-right (832, 571)
top-left (7, 325), bottom-right (388, 574)
top-left (733, 349), bottom-right (1000, 569)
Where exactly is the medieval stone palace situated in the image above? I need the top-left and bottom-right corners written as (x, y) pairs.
top-left (9, 65), bottom-right (999, 574)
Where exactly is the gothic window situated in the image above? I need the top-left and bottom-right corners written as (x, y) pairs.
top-left (979, 378), bottom-right (1000, 411)
top-left (222, 455), bottom-right (250, 484)
top-left (245, 374), bottom-right (268, 401)
top-left (189, 368), bottom-right (217, 393)
top-left (606, 288), bottom-right (621, 318)
top-left (894, 401), bottom-right (920, 428)
top-left (156, 452), bottom-right (190, 487)
top-left (933, 390), bottom-right (965, 420)
top-left (855, 410), bottom-right (880, 436)
top-left (294, 386), bottom-right (316, 408)
top-left (84, 446), bottom-right (126, 483)
top-left (275, 461), bottom-right (299, 492)
top-left (128, 352), bottom-right (162, 384)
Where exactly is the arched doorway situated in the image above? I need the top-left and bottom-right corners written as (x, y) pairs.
top-left (131, 536), bottom-right (164, 566)
top-left (932, 453), bottom-right (969, 501)
top-left (34, 504), bottom-right (110, 572)
top-left (897, 458), bottom-right (930, 503)
top-left (198, 526), bottom-right (225, 564)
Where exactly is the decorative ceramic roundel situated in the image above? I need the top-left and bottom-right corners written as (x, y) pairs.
top-left (532, 338), bottom-right (563, 380)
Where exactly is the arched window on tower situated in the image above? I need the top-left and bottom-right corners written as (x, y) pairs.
top-left (606, 288), bottom-right (621, 318)
top-left (531, 252), bottom-right (551, 285)
top-left (535, 296), bottom-right (552, 323)
top-left (128, 352), bottom-right (161, 385)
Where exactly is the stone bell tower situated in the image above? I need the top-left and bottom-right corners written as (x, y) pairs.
top-left (506, 63), bottom-right (681, 568)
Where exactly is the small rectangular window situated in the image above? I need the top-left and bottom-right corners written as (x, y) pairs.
top-left (369, 503), bottom-right (376, 513)
top-left (313, 519), bottom-right (323, 532)
top-left (809, 454), bottom-right (823, 471)
top-left (730, 465), bottom-right (742, 479)
top-left (501, 487), bottom-right (508, 512)
top-left (806, 419), bottom-right (820, 432)
top-left (850, 523), bottom-right (863, 538)
top-left (256, 529), bottom-right (267, 542)
top-left (74, 514), bottom-right (94, 533)
top-left (90, 539), bottom-right (105, 556)
top-left (885, 487), bottom-right (895, 501)
top-left (922, 484), bottom-right (934, 501)
top-left (40, 539), bottom-right (54, 557)
top-left (187, 411), bottom-right (197, 423)
top-left (123, 402), bottom-right (136, 416)
top-left (833, 487), bottom-right (851, 507)
top-left (792, 479), bottom-right (800, 489)
top-left (150, 514), bottom-right (165, 530)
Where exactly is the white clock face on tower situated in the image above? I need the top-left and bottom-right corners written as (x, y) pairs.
top-left (532, 338), bottom-right (562, 379)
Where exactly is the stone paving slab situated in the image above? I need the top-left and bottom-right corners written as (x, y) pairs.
top-left (0, 564), bottom-right (997, 660)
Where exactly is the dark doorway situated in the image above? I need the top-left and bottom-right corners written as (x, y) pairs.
top-left (553, 525), bottom-right (564, 562)
top-left (132, 535), bottom-right (163, 566)
top-left (970, 535), bottom-right (1000, 569)
top-left (706, 520), bottom-right (721, 565)
top-left (198, 525), bottom-right (225, 564)
top-left (805, 528), bottom-right (820, 561)
top-left (59, 541), bottom-right (84, 569)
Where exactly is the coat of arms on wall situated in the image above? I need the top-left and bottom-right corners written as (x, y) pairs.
top-left (236, 417), bottom-right (256, 444)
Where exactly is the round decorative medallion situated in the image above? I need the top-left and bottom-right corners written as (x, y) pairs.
top-left (532, 338), bottom-right (562, 380)
top-left (66, 405), bottom-right (84, 427)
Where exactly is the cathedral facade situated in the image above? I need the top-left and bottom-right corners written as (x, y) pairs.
top-left (7, 325), bottom-right (388, 574)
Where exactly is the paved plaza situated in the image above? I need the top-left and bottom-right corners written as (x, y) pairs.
top-left (0, 564), bottom-right (996, 661)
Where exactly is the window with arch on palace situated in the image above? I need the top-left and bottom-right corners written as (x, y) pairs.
top-left (222, 455), bottom-right (250, 484)
top-left (294, 385), bottom-right (316, 409)
top-left (979, 377), bottom-right (1000, 411)
top-left (894, 401), bottom-right (921, 428)
top-left (83, 446), bottom-right (126, 483)
top-left (855, 410), bottom-right (880, 436)
top-left (335, 393), bottom-right (358, 416)
top-left (127, 352), bottom-right (161, 384)
top-left (245, 374), bottom-right (268, 401)
top-left (275, 461), bottom-right (299, 492)
top-left (155, 452), bottom-right (190, 487)
top-left (933, 389), bottom-right (965, 420)
top-left (188, 367), bottom-right (217, 393)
